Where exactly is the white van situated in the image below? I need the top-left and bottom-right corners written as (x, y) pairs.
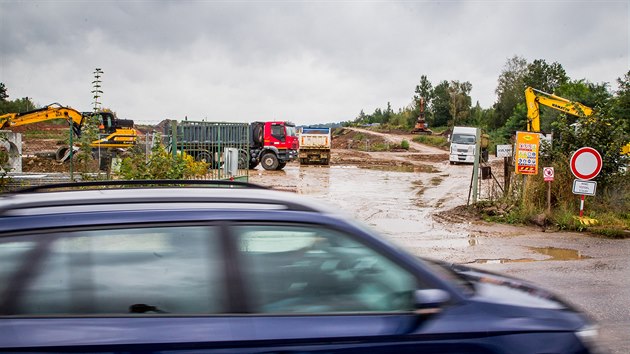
top-left (449, 126), bottom-right (488, 164)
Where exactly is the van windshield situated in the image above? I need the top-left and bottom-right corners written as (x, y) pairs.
top-left (452, 134), bottom-right (476, 144)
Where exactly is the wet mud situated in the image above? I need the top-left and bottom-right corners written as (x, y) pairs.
top-left (250, 141), bottom-right (630, 353)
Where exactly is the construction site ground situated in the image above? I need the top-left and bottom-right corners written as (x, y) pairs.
top-left (6, 125), bottom-right (630, 353)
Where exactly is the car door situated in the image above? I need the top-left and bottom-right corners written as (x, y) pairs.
top-left (0, 223), bottom-right (257, 352)
top-left (227, 223), bottom-right (497, 354)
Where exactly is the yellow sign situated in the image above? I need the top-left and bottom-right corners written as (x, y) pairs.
top-left (515, 131), bottom-right (540, 175)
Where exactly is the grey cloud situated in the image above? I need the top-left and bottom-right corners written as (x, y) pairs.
top-left (1, 0), bottom-right (627, 125)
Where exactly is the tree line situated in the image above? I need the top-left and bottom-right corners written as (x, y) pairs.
top-left (345, 56), bottom-right (630, 145)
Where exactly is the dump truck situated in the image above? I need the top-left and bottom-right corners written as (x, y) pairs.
top-left (166, 120), bottom-right (298, 171)
top-left (298, 127), bottom-right (332, 165)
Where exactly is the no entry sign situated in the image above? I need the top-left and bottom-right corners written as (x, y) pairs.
top-left (570, 147), bottom-right (602, 180)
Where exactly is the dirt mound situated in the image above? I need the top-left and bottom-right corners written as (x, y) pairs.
top-left (434, 205), bottom-right (481, 224)
top-left (331, 128), bottom-right (390, 150)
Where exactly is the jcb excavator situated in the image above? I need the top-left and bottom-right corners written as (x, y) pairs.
top-left (525, 87), bottom-right (629, 155)
top-left (0, 103), bottom-right (138, 161)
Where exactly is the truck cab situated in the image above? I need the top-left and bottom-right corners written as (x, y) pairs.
top-left (448, 126), bottom-right (488, 164)
top-left (250, 121), bottom-right (299, 170)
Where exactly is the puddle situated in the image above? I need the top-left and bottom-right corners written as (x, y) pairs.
top-left (360, 165), bottom-right (416, 172)
top-left (472, 258), bottom-right (535, 264)
top-left (471, 247), bottom-right (591, 264)
top-left (528, 246), bottom-right (591, 261)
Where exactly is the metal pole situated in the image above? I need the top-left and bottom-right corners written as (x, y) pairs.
top-left (69, 121), bottom-right (74, 181)
top-left (579, 195), bottom-right (585, 217)
top-left (547, 181), bottom-right (552, 214)
top-left (171, 120), bottom-right (178, 159)
top-left (472, 129), bottom-right (481, 203)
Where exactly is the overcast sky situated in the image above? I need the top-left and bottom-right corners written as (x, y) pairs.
top-left (1, 1), bottom-right (628, 126)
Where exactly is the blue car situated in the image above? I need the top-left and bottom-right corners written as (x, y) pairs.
top-left (0, 180), bottom-right (603, 353)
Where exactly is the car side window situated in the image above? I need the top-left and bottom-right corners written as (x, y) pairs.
top-left (236, 225), bottom-right (419, 314)
top-left (0, 226), bottom-right (225, 316)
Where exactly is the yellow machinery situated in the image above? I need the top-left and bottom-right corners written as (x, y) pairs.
top-left (525, 87), bottom-right (629, 155)
top-left (0, 103), bottom-right (138, 160)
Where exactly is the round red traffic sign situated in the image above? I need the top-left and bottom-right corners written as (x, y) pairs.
top-left (570, 147), bottom-right (602, 180)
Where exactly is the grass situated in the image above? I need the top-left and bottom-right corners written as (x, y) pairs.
top-left (412, 135), bottom-right (449, 149)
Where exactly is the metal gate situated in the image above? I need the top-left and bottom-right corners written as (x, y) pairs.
top-left (163, 120), bottom-right (250, 181)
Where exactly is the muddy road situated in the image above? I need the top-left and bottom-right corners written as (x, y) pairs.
top-left (249, 130), bottom-right (630, 353)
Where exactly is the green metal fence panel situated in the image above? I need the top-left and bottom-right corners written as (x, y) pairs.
top-left (164, 121), bottom-right (250, 181)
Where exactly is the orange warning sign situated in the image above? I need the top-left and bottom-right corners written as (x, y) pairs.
top-left (515, 132), bottom-right (540, 175)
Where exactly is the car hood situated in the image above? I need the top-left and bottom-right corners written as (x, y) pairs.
top-left (422, 258), bottom-right (580, 312)
top-left (419, 259), bottom-right (593, 333)
top-left (452, 263), bottom-right (570, 310)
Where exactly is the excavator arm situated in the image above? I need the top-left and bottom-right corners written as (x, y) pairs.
top-left (525, 87), bottom-right (593, 132)
top-left (525, 87), bottom-right (629, 156)
top-left (0, 103), bottom-right (84, 136)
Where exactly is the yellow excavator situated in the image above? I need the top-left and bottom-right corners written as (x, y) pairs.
top-left (0, 103), bottom-right (138, 161)
top-left (525, 87), bottom-right (630, 155)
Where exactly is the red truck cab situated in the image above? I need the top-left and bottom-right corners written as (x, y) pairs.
top-left (250, 121), bottom-right (299, 170)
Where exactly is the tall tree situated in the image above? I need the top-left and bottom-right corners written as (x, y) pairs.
top-left (431, 81), bottom-right (452, 128)
top-left (494, 56), bottom-right (528, 129)
top-left (412, 75), bottom-right (434, 128)
top-left (448, 80), bottom-right (472, 126)
top-left (523, 59), bottom-right (569, 94)
top-left (0, 83), bottom-right (8, 102)
top-left (611, 70), bottom-right (630, 133)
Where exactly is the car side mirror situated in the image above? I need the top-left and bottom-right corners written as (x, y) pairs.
top-left (413, 289), bottom-right (450, 315)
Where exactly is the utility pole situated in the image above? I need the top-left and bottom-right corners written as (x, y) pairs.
top-left (92, 68), bottom-right (103, 113)
top-left (91, 68), bottom-right (104, 175)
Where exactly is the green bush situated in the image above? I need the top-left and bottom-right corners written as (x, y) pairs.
top-left (119, 141), bottom-right (209, 180)
top-left (401, 139), bottom-right (410, 150)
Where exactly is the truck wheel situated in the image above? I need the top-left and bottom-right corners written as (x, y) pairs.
top-left (276, 162), bottom-right (287, 170)
top-left (196, 151), bottom-right (212, 163)
top-left (249, 161), bottom-right (259, 169)
top-left (261, 153), bottom-right (279, 170)
top-left (238, 151), bottom-right (249, 169)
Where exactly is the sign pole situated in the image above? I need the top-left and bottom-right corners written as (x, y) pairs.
top-left (543, 167), bottom-right (554, 214)
top-left (579, 195), bottom-right (585, 217)
top-left (547, 181), bottom-right (551, 214)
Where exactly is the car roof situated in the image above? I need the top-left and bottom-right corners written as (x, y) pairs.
top-left (0, 180), bottom-right (336, 217)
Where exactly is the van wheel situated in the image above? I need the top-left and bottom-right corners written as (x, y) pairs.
top-left (261, 153), bottom-right (279, 170)
top-left (449, 161), bottom-right (455, 165)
